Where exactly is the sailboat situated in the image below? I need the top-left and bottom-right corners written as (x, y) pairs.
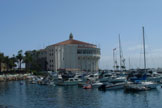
top-left (98, 35), bottom-right (126, 90)
top-left (125, 27), bottom-right (159, 91)
top-left (110, 35), bottom-right (126, 83)
top-left (113, 35), bottom-right (126, 73)
top-left (99, 35), bottom-right (126, 83)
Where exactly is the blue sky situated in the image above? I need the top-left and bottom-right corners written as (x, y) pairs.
top-left (1, 0), bottom-right (162, 69)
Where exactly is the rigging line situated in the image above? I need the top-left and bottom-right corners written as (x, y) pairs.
top-left (144, 29), bottom-right (154, 68)
top-left (134, 28), bottom-right (143, 69)
top-left (145, 30), bottom-right (156, 68)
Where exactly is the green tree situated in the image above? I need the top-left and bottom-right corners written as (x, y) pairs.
top-left (16, 50), bottom-right (24, 70)
top-left (24, 52), bottom-right (33, 72)
top-left (4, 56), bottom-right (10, 71)
top-left (0, 53), bottom-right (4, 72)
top-left (9, 55), bottom-right (17, 71)
top-left (30, 50), bottom-right (41, 71)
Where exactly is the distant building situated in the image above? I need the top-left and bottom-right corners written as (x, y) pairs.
top-left (46, 33), bottom-right (100, 73)
top-left (26, 33), bottom-right (101, 73)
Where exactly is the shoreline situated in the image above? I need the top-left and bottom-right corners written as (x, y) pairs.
top-left (0, 73), bottom-right (31, 82)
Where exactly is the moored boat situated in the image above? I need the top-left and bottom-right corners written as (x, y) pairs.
top-left (98, 82), bottom-right (125, 91)
top-left (55, 78), bottom-right (79, 86)
top-left (125, 83), bottom-right (150, 92)
top-left (141, 81), bottom-right (159, 89)
top-left (92, 81), bottom-right (103, 88)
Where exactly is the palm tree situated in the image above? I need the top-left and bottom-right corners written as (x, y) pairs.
top-left (0, 53), bottom-right (4, 72)
top-left (16, 50), bottom-right (24, 70)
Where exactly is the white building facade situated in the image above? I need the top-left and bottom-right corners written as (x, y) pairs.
top-left (46, 34), bottom-right (100, 73)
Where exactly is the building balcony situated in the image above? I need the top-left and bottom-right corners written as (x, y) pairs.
top-left (77, 54), bottom-right (100, 59)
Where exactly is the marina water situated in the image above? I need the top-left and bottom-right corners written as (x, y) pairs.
top-left (0, 81), bottom-right (162, 108)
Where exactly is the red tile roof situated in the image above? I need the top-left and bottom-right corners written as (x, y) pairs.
top-left (52, 39), bottom-right (95, 46)
top-left (48, 34), bottom-right (97, 48)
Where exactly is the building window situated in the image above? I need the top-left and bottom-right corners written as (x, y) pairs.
top-left (83, 50), bottom-right (86, 54)
top-left (77, 50), bottom-right (82, 54)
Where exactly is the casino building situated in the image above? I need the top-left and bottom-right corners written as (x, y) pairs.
top-left (46, 33), bottom-right (100, 73)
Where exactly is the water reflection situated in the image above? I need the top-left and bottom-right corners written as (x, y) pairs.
top-left (0, 105), bottom-right (16, 108)
top-left (54, 87), bottom-right (101, 108)
top-left (0, 81), bottom-right (162, 108)
top-left (123, 89), bottom-right (161, 108)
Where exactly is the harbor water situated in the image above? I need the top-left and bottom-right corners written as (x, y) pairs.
top-left (0, 81), bottom-right (162, 108)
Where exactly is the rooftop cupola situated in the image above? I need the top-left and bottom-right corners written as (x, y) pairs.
top-left (69, 33), bottom-right (73, 40)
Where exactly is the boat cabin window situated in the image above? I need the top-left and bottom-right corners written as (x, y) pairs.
top-left (104, 75), bottom-right (111, 77)
top-left (69, 79), bottom-right (74, 81)
top-left (94, 75), bottom-right (98, 78)
top-left (78, 76), bottom-right (82, 78)
top-left (89, 75), bottom-right (94, 77)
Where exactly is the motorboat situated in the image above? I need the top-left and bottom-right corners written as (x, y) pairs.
top-left (109, 76), bottom-right (126, 83)
top-left (85, 73), bottom-right (99, 81)
top-left (55, 78), bottom-right (79, 86)
top-left (99, 74), bottom-right (112, 82)
top-left (141, 81), bottom-right (159, 89)
top-left (147, 75), bottom-right (162, 82)
top-left (92, 81), bottom-right (103, 88)
top-left (124, 80), bottom-right (159, 92)
top-left (98, 82), bottom-right (125, 91)
top-left (125, 83), bottom-right (149, 92)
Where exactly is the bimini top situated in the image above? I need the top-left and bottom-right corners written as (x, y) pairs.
top-left (49, 33), bottom-right (96, 48)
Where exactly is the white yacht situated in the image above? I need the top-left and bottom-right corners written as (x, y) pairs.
top-left (91, 81), bottom-right (103, 88)
top-left (141, 81), bottom-right (159, 89)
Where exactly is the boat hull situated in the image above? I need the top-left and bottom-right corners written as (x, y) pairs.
top-left (98, 83), bottom-right (125, 91)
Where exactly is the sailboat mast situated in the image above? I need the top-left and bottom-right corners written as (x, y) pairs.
top-left (129, 57), bottom-right (131, 70)
top-left (119, 34), bottom-right (122, 71)
top-left (142, 26), bottom-right (146, 73)
top-left (113, 48), bottom-right (115, 72)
